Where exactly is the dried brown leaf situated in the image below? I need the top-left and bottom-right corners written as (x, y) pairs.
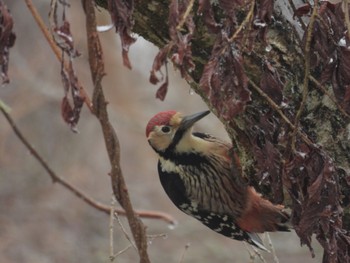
top-left (61, 96), bottom-right (74, 128)
top-left (149, 44), bottom-right (172, 85)
top-left (59, 60), bottom-right (83, 131)
top-left (197, 0), bottom-right (221, 33)
top-left (260, 61), bottom-right (284, 105)
top-left (294, 3), bottom-right (311, 18)
top-left (306, 3), bottom-right (345, 69)
top-left (168, 0), bottom-right (196, 80)
top-left (218, 0), bottom-right (242, 17)
top-left (155, 78), bottom-right (168, 101)
top-left (284, 146), bottom-right (343, 259)
top-left (54, 21), bottom-right (80, 57)
top-left (199, 39), bottom-right (250, 120)
top-left (332, 39), bottom-right (350, 114)
top-left (107, 0), bottom-right (136, 69)
top-left (256, 0), bottom-right (274, 24)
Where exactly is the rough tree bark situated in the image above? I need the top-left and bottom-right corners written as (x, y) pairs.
top-left (96, 0), bottom-right (350, 262)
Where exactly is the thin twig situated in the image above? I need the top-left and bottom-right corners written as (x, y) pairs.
top-left (176, 0), bottom-right (195, 31)
top-left (24, 0), bottom-right (93, 112)
top-left (111, 244), bottom-right (133, 261)
top-left (251, 246), bottom-right (267, 263)
top-left (291, 0), bottom-right (318, 151)
top-left (243, 242), bottom-right (256, 262)
top-left (309, 75), bottom-right (350, 119)
top-left (248, 78), bottom-right (314, 146)
top-left (287, 0), bottom-right (307, 31)
top-left (109, 196), bottom-right (115, 262)
top-left (266, 233), bottom-right (279, 263)
top-left (229, 0), bottom-right (255, 42)
top-left (147, 233), bottom-right (168, 243)
top-left (114, 211), bottom-right (137, 250)
top-left (0, 104), bottom-right (175, 225)
top-left (0, 99), bottom-right (11, 113)
top-left (178, 243), bottom-right (190, 263)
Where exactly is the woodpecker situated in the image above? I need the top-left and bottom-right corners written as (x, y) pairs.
top-left (146, 110), bottom-right (289, 250)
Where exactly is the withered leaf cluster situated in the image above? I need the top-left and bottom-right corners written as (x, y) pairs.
top-left (50, 1), bottom-right (84, 132)
top-left (307, 3), bottom-right (350, 115)
top-left (107, 0), bottom-right (136, 69)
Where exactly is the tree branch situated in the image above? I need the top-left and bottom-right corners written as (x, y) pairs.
top-left (291, 0), bottom-right (318, 151)
top-left (0, 102), bottom-right (176, 226)
top-left (24, 0), bottom-right (93, 112)
top-left (83, 0), bottom-right (150, 262)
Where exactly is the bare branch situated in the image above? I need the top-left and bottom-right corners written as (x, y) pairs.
top-left (248, 78), bottom-right (314, 146)
top-left (0, 103), bottom-right (175, 226)
top-left (176, 0), bottom-right (195, 31)
top-left (109, 196), bottom-right (115, 262)
top-left (178, 243), bottom-right (190, 263)
top-left (24, 0), bottom-right (93, 112)
top-left (82, 0), bottom-right (151, 262)
top-left (309, 75), bottom-right (350, 119)
top-left (291, 0), bottom-right (319, 151)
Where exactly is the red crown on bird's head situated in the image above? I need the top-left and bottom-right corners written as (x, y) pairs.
top-left (146, 110), bottom-right (178, 137)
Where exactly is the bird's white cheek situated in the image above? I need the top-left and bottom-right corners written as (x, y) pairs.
top-left (150, 135), bottom-right (172, 152)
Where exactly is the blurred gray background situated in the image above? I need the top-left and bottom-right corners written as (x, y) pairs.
top-left (0, 1), bottom-right (322, 262)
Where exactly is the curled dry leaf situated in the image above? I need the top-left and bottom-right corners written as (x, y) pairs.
top-left (293, 3), bottom-right (311, 18)
top-left (332, 41), bottom-right (350, 114)
top-left (0, 1), bottom-right (16, 84)
top-left (54, 20), bottom-right (80, 58)
top-left (260, 60), bottom-right (284, 105)
top-left (256, 0), bottom-right (274, 24)
top-left (60, 61), bottom-right (84, 132)
top-left (50, 0), bottom-right (80, 59)
top-left (150, 0), bottom-right (197, 100)
top-left (200, 40), bottom-right (250, 120)
top-left (150, 44), bottom-right (172, 100)
top-left (49, 1), bottom-right (84, 131)
top-left (283, 146), bottom-right (345, 259)
top-left (249, 111), bottom-right (285, 203)
top-left (150, 44), bottom-right (172, 85)
top-left (155, 78), bottom-right (169, 101)
top-left (197, 0), bottom-right (221, 33)
top-left (107, 0), bottom-right (136, 69)
top-left (314, 3), bottom-right (350, 114)
top-left (218, 0), bottom-right (243, 17)
top-left (307, 3), bottom-right (345, 71)
top-left (169, 0), bottom-right (196, 81)
top-left (61, 96), bottom-right (74, 127)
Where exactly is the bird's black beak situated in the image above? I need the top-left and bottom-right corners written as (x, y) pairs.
top-left (179, 110), bottom-right (210, 131)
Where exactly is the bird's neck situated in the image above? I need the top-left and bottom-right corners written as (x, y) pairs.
top-left (175, 132), bottom-right (211, 154)
top-left (157, 132), bottom-right (210, 166)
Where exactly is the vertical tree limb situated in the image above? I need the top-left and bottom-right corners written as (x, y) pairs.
top-left (82, 0), bottom-right (150, 262)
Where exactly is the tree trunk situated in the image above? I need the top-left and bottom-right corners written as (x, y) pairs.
top-left (96, 0), bottom-right (350, 262)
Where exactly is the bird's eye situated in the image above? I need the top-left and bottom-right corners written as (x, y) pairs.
top-left (161, 126), bottom-right (171, 133)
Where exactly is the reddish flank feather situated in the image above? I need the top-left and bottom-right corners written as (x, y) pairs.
top-left (237, 187), bottom-right (289, 233)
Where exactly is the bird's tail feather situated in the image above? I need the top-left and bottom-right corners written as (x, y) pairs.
top-left (247, 232), bottom-right (269, 252)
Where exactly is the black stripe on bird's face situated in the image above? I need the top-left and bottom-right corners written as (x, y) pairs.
top-left (165, 110), bottom-right (210, 152)
top-left (157, 111), bottom-right (210, 162)
top-left (157, 132), bottom-right (209, 165)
